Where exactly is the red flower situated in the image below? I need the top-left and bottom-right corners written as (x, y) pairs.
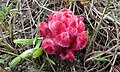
top-left (38, 8), bottom-right (88, 61)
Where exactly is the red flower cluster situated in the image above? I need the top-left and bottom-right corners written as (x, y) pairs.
top-left (38, 8), bottom-right (87, 61)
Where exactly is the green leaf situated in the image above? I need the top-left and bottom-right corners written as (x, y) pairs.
top-left (93, 51), bottom-right (110, 62)
top-left (0, 59), bottom-right (4, 64)
top-left (35, 40), bottom-right (42, 49)
top-left (9, 56), bottom-right (21, 68)
top-left (33, 48), bottom-right (43, 58)
top-left (8, 3), bottom-right (12, 12)
top-left (9, 49), bottom-right (34, 68)
top-left (45, 57), bottom-right (55, 65)
top-left (33, 35), bottom-right (38, 45)
top-left (2, 4), bottom-right (6, 13)
top-left (20, 49), bottom-right (34, 58)
top-left (0, 11), bottom-right (5, 17)
top-left (94, 58), bottom-right (110, 62)
top-left (13, 39), bottom-right (33, 45)
top-left (0, 11), bottom-right (5, 22)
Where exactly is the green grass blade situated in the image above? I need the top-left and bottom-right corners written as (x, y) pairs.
top-left (13, 39), bottom-right (33, 45)
top-left (33, 48), bottom-right (43, 58)
top-left (94, 58), bottom-right (110, 62)
top-left (45, 57), bottom-right (55, 65)
top-left (9, 56), bottom-right (21, 68)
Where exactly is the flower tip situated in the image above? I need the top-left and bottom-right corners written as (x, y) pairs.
top-left (79, 17), bottom-right (84, 21)
top-left (60, 51), bottom-right (74, 62)
top-left (67, 51), bottom-right (74, 62)
top-left (60, 8), bottom-right (72, 13)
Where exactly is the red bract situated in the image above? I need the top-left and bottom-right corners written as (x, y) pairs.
top-left (38, 8), bottom-right (88, 61)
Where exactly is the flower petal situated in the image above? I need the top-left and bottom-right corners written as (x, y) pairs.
top-left (54, 32), bottom-right (70, 47)
top-left (77, 21), bottom-right (85, 33)
top-left (76, 31), bottom-right (88, 49)
top-left (79, 17), bottom-right (84, 21)
top-left (69, 40), bottom-right (78, 52)
top-left (69, 20), bottom-right (78, 28)
top-left (67, 27), bottom-right (77, 43)
top-left (49, 21), bottom-right (66, 35)
top-left (48, 12), bottom-right (55, 22)
top-left (60, 8), bottom-right (73, 14)
top-left (70, 31), bottom-right (87, 51)
top-left (67, 26), bottom-right (77, 36)
top-left (54, 45), bottom-right (63, 55)
top-left (49, 12), bottom-right (62, 22)
top-left (41, 39), bottom-right (55, 54)
top-left (38, 22), bottom-right (48, 38)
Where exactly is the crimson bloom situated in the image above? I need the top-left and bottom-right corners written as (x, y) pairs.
top-left (38, 8), bottom-right (88, 61)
